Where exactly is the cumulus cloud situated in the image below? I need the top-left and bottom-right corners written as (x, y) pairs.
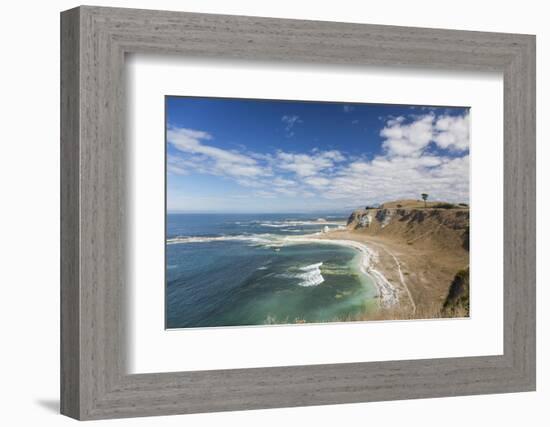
top-left (380, 112), bottom-right (470, 157)
top-left (321, 150), bottom-right (346, 162)
top-left (322, 154), bottom-right (469, 203)
top-left (168, 112), bottom-right (470, 209)
top-left (380, 114), bottom-right (434, 157)
top-left (312, 110), bottom-right (470, 204)
top-left (433, 113), bottom-right (470, 151)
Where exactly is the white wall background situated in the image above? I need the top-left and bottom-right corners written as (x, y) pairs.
top-left (0, 0), bottom-right (546, 425)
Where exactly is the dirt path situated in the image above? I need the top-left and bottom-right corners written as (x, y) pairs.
top-left (313, 230), bottom-right (421, 315)
top-left (304, 228), bottom-right (468, 317)
top-left (374, 243), bottom-right (417, 314)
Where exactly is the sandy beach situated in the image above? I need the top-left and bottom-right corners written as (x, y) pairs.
top-left (295, 227), bottom-right (469, 319)
top-left (284, 234), bottom-right (401, 309)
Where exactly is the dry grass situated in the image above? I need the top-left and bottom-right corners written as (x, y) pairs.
top-left (330, 301), bottom-right (469, 323)
top-left (278, 302), bottom-right (469, 326)
top-left (379, 199), bottom-right (468, 209)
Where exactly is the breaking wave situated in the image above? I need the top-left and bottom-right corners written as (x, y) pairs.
top-left (295, 262), bottom-right (325, 287)
top-left (167, 234), bottom-right (275, 245)
top-left (258, 219), bottom-right (345, 227)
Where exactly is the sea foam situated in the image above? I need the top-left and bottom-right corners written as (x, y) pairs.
top-left (259, 220), bottom-right (345, 228)
top-left (167, 234), bottom-right (273, 245)
top-left (296, 262), bottom-right (325, 287)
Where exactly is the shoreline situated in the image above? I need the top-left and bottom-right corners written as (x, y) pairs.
top-left (167, 229), bottom-right (401, 310)
top-left (166, 207), bottom-right (469, 321)
top-left (284, 235), bottom-right (399, 308)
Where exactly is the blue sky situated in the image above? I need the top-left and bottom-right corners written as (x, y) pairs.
top-left (166, 97), bottom-right (470, 213)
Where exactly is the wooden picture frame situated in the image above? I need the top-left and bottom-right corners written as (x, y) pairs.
top-left (60, 5), bottom-right (536, 420)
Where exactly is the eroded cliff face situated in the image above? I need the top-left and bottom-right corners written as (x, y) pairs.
top-left (347, 206), bottom-right (469, 252)
top-left (443, 267), bottom-right (470, 315)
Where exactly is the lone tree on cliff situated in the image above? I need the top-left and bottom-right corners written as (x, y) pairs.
top-left (421, 193), bottom-right (429, 208)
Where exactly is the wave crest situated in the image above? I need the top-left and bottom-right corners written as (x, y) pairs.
top-left (167, 234), bottom-right (274, 245)
top-left (296, 262), bottom-right (325, 287)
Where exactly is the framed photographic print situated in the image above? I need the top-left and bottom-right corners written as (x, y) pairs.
top-left (164, 96), bottom-right (471, 329)
top-left (61, 6), bottom-right (536, 420)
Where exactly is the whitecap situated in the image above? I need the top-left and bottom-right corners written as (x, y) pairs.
top-left (300, 262), bottom-right (323, 271)
top-left (167, 234), bottom-right (274, 245)
top-left (260, 220), bottom-right (345, 228)
top-left (295, 262), bottom-right (325, 287)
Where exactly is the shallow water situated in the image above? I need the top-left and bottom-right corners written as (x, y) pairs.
top-left (166, 213), bottom-right (378, 328)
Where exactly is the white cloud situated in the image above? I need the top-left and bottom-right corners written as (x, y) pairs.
top-left (167, 154), bottom-right (206, 176)
top-left (380, 114), bottom-right (434, 157)
top-left (167, 112), bottom-right (470, 211)
top-left (380, 112), bottom-right (470, 157)
top-left (235, 178), bottom-right (265, 188)
top-left (167, 163), bottom-right (188, 175)
top-left (255, 190), bottom-right (277, 199)
top-left (275, 150), bottom-right (344, 177)
top-left (273, 187), bottom-right (299, 196)
top-left (343, 105), bottom-right (355, 113)
top-left (322, 150), bottom-right (346, 162)
top-left (304, 176), bottom-right (331, 188)
top-left (167, 127), bottom-right (267, 178)
top-left (321, 153), bottom-right (469, 204)
top-left (386, 116), bottom-right (406, 126)
top-left (273, 177), bottom-right (296, 187)
top-left (433, 113), bottom-right (470, 151)
top-left (281, 115), bottom-right (302, 136)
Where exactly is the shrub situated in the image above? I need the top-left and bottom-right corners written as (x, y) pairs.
top-left (433, 202), bottom-right (456, 209)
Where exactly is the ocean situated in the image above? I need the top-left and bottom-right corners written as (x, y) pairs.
top-left (166, 213), bottom-right (379, 328)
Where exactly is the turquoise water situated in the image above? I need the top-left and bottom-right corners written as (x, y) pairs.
top-left (166, 213), bottom-right (378, 328)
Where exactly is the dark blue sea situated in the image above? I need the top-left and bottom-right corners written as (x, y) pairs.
top-left (166, 213), bottom-right (378, 328)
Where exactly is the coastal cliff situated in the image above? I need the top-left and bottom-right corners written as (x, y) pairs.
top-left (346, 201), bottom-right (469, 253)
top-left (443, 267), bottom-right (470, 315)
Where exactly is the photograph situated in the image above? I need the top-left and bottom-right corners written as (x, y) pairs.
top-left (165, 97), bottom-right (471, 329)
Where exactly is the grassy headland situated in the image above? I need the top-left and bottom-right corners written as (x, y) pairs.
top-left (315, 199), bottom-right (470, 320)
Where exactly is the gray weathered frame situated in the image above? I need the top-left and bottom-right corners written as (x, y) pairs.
top-left (60, 5), bottom-right (536, 420)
